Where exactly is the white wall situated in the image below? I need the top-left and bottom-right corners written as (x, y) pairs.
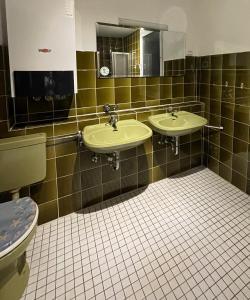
top-left (75, 0), bottom-right (199, 56)
top-left (5, 0), bottom-right (77, 95)
top-left (193, 0), bottom-right (250, 56)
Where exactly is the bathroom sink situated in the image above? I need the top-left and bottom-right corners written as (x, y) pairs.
top-left (148, 111), bottom-right (207, 136)
top-left (83, 119), bottom-right (152, 153)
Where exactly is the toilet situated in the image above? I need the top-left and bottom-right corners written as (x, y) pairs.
top-left (0, 133), bottom-right (46, 300)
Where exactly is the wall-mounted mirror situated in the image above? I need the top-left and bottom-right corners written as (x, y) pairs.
top-left (96, 22), bottom-right (186, 78)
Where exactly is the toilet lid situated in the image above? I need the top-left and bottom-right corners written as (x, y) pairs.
top-left (0, 197), bottom-right (38, 259)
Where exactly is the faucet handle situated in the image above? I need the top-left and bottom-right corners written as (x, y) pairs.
top-left (167, 106), bottom-right (173, 113)
top-left (103, 104), bottom-right (119, 113)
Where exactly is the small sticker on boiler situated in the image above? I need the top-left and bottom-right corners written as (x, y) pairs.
top-left (65, 0), bottom-right (74, 17)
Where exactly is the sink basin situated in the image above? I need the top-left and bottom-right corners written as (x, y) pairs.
top-left (83, 119), bottom-right (152, 153)
top-left (148, 111), bottom-right (207, 136)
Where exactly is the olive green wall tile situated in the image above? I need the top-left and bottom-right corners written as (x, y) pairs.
top-left (138, 154), bottom-right (153, 172)
top-left (222, 70), bottom-right (236, 86)
top-left (146, 100), bottom-right (160, 106)
top-left (153, 135), bottom-right (167, 151)
top-left (211, 70), bottom-right (222, 85)
top-left (219, 148), bottom-right (232, 167)
top-left (180, 134), bottom-right (190, 144)
top-left (184, 84), bottom-right (196, 97)
top-left (57, 173), bottom-right (81, 198)
top-left (236, 52), bottom-right (250, 69)
top-left (117, 103), bottom-right (131, 110)
top-left (232, 171), bottom-right (246, 192)
top-left (58, 192), bottom-right (82, 217)
top-left (45, 159), bottom-right (56, 181)
top-left (172, 84), bottom-right (184, 98)
top-left (121, 174), bottom-right (138, 193)
top-left (137, 139), bottom-right (153, 155)
top-left (184, 70), bottom-right (196, 84)
top-left (103, 179), bottom-right (121, 200)
top-left (118, 112), bottom-right (136, 120)
top-left (131, 101), bottom-right (146, 108)
top-left (146, 77), bottom-right (160, 85)
top-left (172, 77), bottom-right (184, 84)
top-left (78, 117), bottom-right (99, 131)
top-left (167, 160), bottom-right (180, 177)
top-left (131, 86), bottom-right (146, 102)
top-left (102, 164), bottom-right (121, 183)
top-left (152, 165), bottom-right (166, 182)
top-left (115, 78), bottom-right (131, 87)
top-left (76, 89), bottom-right (96, 108)
top-left (160, 84), bottom-right (172, 99)
top-left (233, 138), bottom-right (248, 160)
top-left (0, 71), bottom-right (5, 95)
top-left (120, 148), bottom-right (136, 160)
top-left (115, 87), bottom-right (131, 103)
top-left (81, 167), bottom-right (102, 189)
top-left (146, 85), bottom-right (160, 100)
top-left (82, 185), bottom-right (102, 207)
top-left (167, 145), bottom-right (179, 162)
top-left (77, 51), bottom-right (96, 69)
top-left (221, 86), bottom-right (235, 103)
top-left (221, 102), bottom-right (234, 120)
top-left (179, 143), bottom-right (190, 158)
top-left (220, 133), bottom-right (233, 152)
top-left (96, 78), bottom-right (114, 88)
top-left (160, 77), bottom-right (172, 84)
top-left (201, 56), bottom-right (211, 69)
top-left (219, 163), bottom-right (232, 182)
top-left (223, 53), bottom-right (236, 69)
top-left (46, 144), bottom-right (56, 159)
top-left (30, 180), bottom-right (57, 204)
top-left (77, 107), bottom-right (97, 115)
top-left (211, 55), bottom-right (223, 69)
top-left (210, 85), bottom-right (222, 101)
top-left (131, 78), bottom-right (146, 86)
top-left (121, 157), bottom-right (138, 177)
top-left (234, 104), bottom-right (249, 124)
top-left (153, 149), bottom-right (166, 167)
top-left (207, 156), bottom-right (219, 173)
top-left (234, 121), bottom-right (249, 142)
top-left (191, 140), bottom-right (202, 155)
top-left (236, 70), bottom-right (250, 88)
top-left (26, 124), bottom-right (53, 137)
top-left (138, 169), bottom-right (152, 187)
top-left (210, 100), bottom-right (221, 115)
top-left (55, 140), bottom-right (78, 157)
top-left (235, 87), bottom-right (250, 101)
top-left (38, 200), bottom-right (58, 225)
top-left (96, 88), bottom-right (115, 106)
top-left (54, 121), bottom-right (78, 137)
top-left (180, 158), bottom-right (191, 172)
top-left (199, 84), bottom-right (210, 98)
top-left (232, 155), bottom-right (247, 177)
top-left (191, 154), bottom-right (202, 168)
top-left (77, 70), bottom-right (96, 89)
top-left (56, 153), bottom-right (79, 177)
top-left (200, 70), bottom-right (210, 84)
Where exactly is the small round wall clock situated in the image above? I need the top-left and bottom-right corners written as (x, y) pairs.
top-left (100, 66), bottom-right (110, 76)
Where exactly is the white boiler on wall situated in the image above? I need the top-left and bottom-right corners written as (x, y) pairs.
top-left (5, 0), bottom-right (77, 96)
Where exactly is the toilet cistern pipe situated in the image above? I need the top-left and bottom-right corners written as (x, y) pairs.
top-left (11, 189), bottom-right (20, 200)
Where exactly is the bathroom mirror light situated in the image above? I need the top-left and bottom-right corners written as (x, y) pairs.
top-left (96, 22), bottom-right (186, 78)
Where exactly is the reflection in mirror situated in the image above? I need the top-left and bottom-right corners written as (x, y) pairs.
top-left (96, 23), bottom-right (185, 78)
top-left (162, 31), bottom-right (186, 76)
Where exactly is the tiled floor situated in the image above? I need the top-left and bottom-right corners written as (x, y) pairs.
top-left (22, 167), bottom-right (250, 300)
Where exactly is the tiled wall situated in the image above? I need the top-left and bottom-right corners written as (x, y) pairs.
top-left (0, 49), bottom-right (204, 224)
top-left (97, 36), bottom-right (124, 73)
top-left (124, 30), bottom-right (140, 76)
top-left (198, 52), bottom-right (250, 193)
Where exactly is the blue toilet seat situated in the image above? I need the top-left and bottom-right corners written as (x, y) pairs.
top-left (0, 197), bottom-right (38, 258)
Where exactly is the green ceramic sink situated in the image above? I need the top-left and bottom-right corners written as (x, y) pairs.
top-left (83, 119), bottom-right (152, 153)
top-left (148, 111), bottom-right (207, 136)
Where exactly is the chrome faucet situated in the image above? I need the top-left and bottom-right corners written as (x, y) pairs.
top-left (104, 104), bottom-right (119, 131)
top-left (167, 106), bottom-right (178, 118)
